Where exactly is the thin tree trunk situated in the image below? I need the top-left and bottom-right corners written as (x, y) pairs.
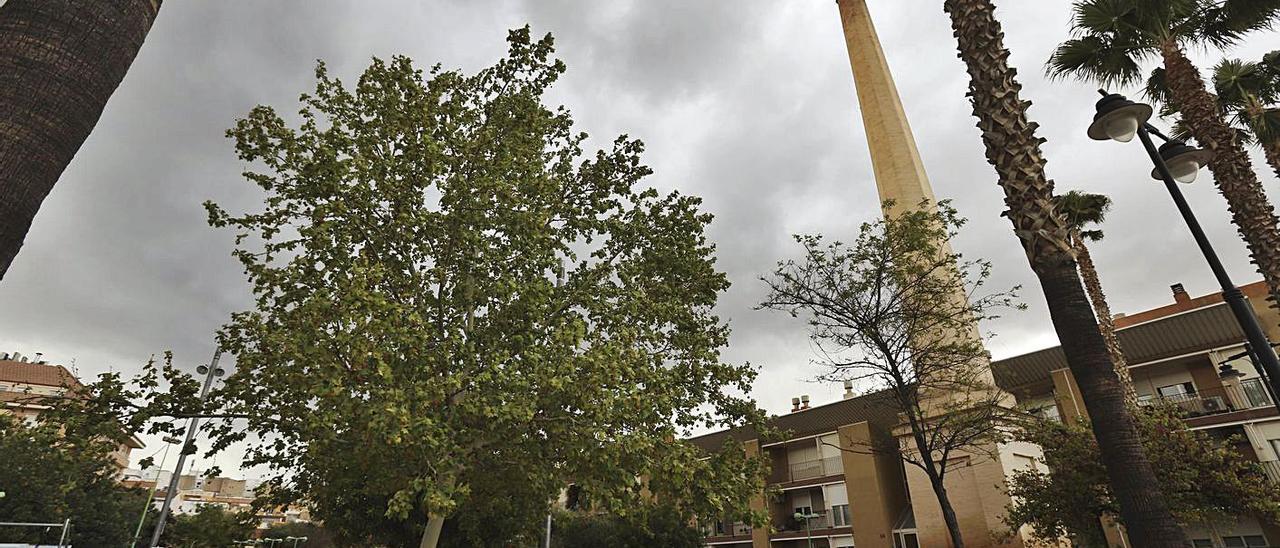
top-left (1071, 235), bottom-right (1139, 408)
top-left (420, 514), bottom-right (446, 548)
top-left (942, 1), bottom-right (1187, 545)
top-left (929, 476), bottom-right (965, 548)
top-left (905, 406), bottom-right (965, 548)
top-left (0, 0), bottom-right (160, 280)
top-left (1161, 42), bottom-right (1280, 316)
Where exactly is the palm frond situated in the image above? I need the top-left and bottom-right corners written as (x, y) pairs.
top-left (1252, 108), bottom-right (1280, 143)
top-left (1212, 58), bottom-right (1265, 107)
top-left (1144, 67), bottom-right (1174, 106)
top-left (1198, 0), bottom-right (1280, 47)
top-left (1048, 36), bottom-right (1145, 86)
top-left (1052, 190), bottom-right (1113, 236)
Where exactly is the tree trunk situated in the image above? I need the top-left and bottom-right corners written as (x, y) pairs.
top-left (1263, 139), bottom-right (1280, 184)
top-left (929, 475), bottom-right (965, 548)
top-left (419, 514), bottom-right (445, 548)
top-left (0, 0), bottom-right (160, 280)
top-left (1071, 235), bottom-right (1139, 408)
top-left (942, 1), bottom-right (1188, 545)
top-left (905, 405), bottom-right (966, 548)
top-left (1161, 42), bottom-right (1280, 316)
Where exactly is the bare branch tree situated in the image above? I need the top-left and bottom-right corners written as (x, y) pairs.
top-left (760, 200), bottom-right (1023, 548)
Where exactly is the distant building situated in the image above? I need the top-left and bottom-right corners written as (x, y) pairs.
top-left (131, 469), bottom-right (312, 531)
top-left (0, 354), bottom-right (143, 470)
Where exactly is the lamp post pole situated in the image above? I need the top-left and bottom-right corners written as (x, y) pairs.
top-left (148, 347), bottom-right (225, 547)
top-left (1135, 124), bottom-right (1280, 412)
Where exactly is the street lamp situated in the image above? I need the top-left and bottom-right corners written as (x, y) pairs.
top-left (148, 347), bottom-right (227, 547)
top-left (793, 512), bottom-right (817, 548)
top-left (1089, 90), bottom-right (1280, 414)
top-left (285, 536), bottom-right (308, 548)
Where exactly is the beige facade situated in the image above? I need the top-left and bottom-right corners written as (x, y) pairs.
top-left (0, 356), bottom-right (143, 470)
top-left (1000, 282), bottom-right (1280, 547)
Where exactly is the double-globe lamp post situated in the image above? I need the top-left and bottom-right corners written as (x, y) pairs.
top-left (1088, 90), bottom-right (1280, 414)
top-left (148, 348), bottom-right (226, 547)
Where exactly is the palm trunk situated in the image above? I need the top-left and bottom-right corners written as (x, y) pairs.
top-left (942, 1), bottom-right (1187, 545)
top-left (0, 0), bottom-right (160, 280)
top-left (1071, 235), bottom-right (1139, 408)
top-left (1263, 139), bottom-right (1280, 183)
top-left (1160, 42), bottom-right (1280, 316)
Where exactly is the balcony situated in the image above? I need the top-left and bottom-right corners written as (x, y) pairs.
top-left (782, 456), bottom-right (844, 483)
top-left (778, 511), bottom-right (830, 533)
top-left (1140, 378), bottom-right (1274, 417)
top-left (701, 520), bottom-right (751, 539)
top-left (1260, 460), bottom-right (1280, 484)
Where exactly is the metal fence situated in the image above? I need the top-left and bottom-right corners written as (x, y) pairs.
top-left (1142, 378), bottom-right (1274, 417)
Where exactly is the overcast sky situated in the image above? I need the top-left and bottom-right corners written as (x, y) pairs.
top-left (2, 1), bottom-right (1277, 476)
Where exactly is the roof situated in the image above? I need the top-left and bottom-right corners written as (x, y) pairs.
top-left (688, 388), bottom-right (900, 452)
top-left (992, 301), bottom-right (1245, 391)
top-left (0, 360), bottom-right (81, 388)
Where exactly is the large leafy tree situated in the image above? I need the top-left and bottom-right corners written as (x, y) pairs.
top-left (1050, 0), bottom-right (1280, 316)
top-left (1005, 406), bottom-right (1280, 547)
top-left (0, 0), bottom-right (161, 280)
top-left (942, 0), bottom-right (1186, 544)
top-left (1053, 190), bottom-right (1138, 407)
top-left (204, 28), bottom-right (767, 548)
top-left (1149, 50), bottom-right (1280, 180)
top-left (761, 202), bottom-right (1020, 548)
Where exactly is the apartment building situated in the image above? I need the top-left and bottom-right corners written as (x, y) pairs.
top-left (0, 354), bottom-right (143, 469)
top-left (999, 282), bottom-right (1280, 548)
top-left (692, 281), bottom-right (1280, 548)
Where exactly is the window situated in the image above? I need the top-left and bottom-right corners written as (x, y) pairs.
top-left (1031, 404), bottom-right (1061, 422)
top-left (1270, 439), bottom-right (1280, 459)
top-left (831, 504), bottom-right (851, 527)
top-left (1192, 540), bottom-right (1213, 548)
top-left (793, 505), bottom-right (812, 517)
top-left (1221, 535), bottom-right (1268, 547)
top-left (1157, 382), bottom-right (1195, 397)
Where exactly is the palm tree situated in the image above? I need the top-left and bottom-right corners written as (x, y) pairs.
top-left (1049, 0), bottom-right (1280, 317)
top-left (1054, 190), bottom-right (1139, 408)
top-left (0, 0), bottom-right (162, 281)
top-left (1147, 51), bottom-right (1280, 181)
top-left (942, 0), bottom-right (1187, 545)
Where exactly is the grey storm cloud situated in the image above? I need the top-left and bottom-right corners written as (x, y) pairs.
top-left (2, 0), bottom-right (1277, 475)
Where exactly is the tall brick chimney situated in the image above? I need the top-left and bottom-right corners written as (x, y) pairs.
top-left (1171, 283), bottom-right (1190, 304)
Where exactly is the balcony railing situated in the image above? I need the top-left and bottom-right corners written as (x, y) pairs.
top-left (780, 511), bottom-right (829, 533)
top-left (1260, 460), bottom-right (1280, 484)
top-left (700, 521), bottom-right (751, 538)
top-left (783, 456), bottom-right (843, 483)
top-left (1140, 378), bottom-right (1274, 417)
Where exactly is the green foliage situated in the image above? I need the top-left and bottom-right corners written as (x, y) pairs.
top-left (550, 507), bottom-right (703, 548)
top-left (1005, 405), bottom-right (1280, 546)
top-left (162, 504), bottom-right (258, 547)
top-left (0, 410), bottom-right (156, 547)
top-left (1049, 0), bottom-right (1280, 86)
top-left (204, 26), bottom-right (766, 545)
top-left (1052, 190), bottom-right (1112, 242)
top-left (1146, 51), bottom-right (1280, 145)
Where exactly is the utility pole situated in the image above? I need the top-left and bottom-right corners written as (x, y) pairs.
top-left (148, 347), bottom-right (224, 547)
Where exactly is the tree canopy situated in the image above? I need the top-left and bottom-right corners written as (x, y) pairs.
top-left (204, 27), bottom-right (766, 546)
top-left (1004, 405), bottom-right (1280, 547)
